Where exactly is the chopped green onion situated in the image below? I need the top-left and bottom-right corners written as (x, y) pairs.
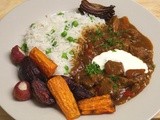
top-left (30, 23), bottom-right (36, 28)
top-left (61, 52), bottom-right (68, 60)
top-left (89, 15), bottom-right (95, 22)
top-left (46, 33), bottom-right (50, 36)
top-left (111, 49), bottom-right (116, 52)
top-left (57, 12), bottom-right (64, 15)
top-left (67, 36), bottom-right (76, 43)
top-left (45, 48), bottom-right (52, 54)
top-left (72, 20), bottom-right (79, 27)
top-left (21, 43), bottom-right (28, 53)
top-left (61, 31), bottom-right (67, 37)
top-left (64, 65), bottom-right (69, 75)
top-left (50, 29), bottom-right (55, 34)
top-left (69, 50), bottom-right (74, 55)
top-left (52, 41), bottom-right (57, 47)
top-left (64, 24), bottom-right (70, 31)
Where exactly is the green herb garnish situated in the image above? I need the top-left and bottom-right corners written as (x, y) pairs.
top-left (61, 52), bottom-right (68, 60)
top-left (102, 38), bottom-right (123, 48)
top-left (72, 20), bottom-right (79, 27)
top-left (64, 24), bottom-right (70, 31)
top-left (21, 43), bottom-right (28, 53)
top-left (69, 50), bottom-right (74, 56)
top-left (64, 65), bottom-right (69, 75)
top-left (109, 75), bottom-right (120, 82)
top-left (52, 41), bottom-right (57, 47)
top-left (67, 36), bottom-right (76, 43)
top-left (46, 28), bottom-right (55, 37)
top-left (45, 48), bottom-right (52, 54)
top-left (107, 26), bottom-right (120, 37)
top-left (109, 75), bottom-right (120, 91)
top-left (30, 23), bottom-right (36, 28)
top-left (50, 29), bottom-right (55, 34)
top-left (61, 31), bottom-right (67, 37)
top-left (85, 62), bottom-right (102, 75)
top-left (89, 15), bottom-right (95, 22)
top-left (57, 12), bottom-right (64, 15)
top-left (46, 33), bottom-right (50, 36)
top-left (95, 29), bottom-right (103, 37)
top-left (106, 38), bottom-right (118, 47)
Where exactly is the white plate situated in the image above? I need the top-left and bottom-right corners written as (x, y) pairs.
top-left (0, 0), bottom-right (160, 120)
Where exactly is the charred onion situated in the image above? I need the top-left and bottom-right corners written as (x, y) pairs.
top-left (79, 0), bottom-right (115, 21)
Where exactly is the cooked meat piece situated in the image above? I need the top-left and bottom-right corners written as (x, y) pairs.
top-left (129, 45), bottom-right (153, 63)
top-left (96, 77), bottom-right (113, 95)
top-left (126, 69), bottom-right (145, 79)
top-left (121, 38), bottom-right (131, 51)
top-left (119, 17), bottom-right (130, 29)
top-left (111, 16), bottom-right (120, 32)
top-left (105, 60), bottom-right (124, 75)
top-left (118, 77), bottom-right (134, 88)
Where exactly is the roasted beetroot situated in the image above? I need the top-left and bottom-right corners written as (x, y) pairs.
top-left (18, 56), bottom-right (46, 82)
top-left (10, 45), bottom-right (25, 65)
top-left (31, 79), bottom-right (55, 105)
top-left (62, 76), bottom-right (94, 101)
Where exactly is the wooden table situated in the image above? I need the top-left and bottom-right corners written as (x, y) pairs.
top-left (0, 0), bottom-right (160, 120)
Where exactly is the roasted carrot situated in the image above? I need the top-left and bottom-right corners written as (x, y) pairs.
top-left (29, 47), bottom-right (57, 78)
top-left (47, 75), bottom-right (80, 119)
top-left (78, 94), bottom-right (115, 115)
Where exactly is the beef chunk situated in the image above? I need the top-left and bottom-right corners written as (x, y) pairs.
top-left (129, 45), bottom-right (153, 63)
top-left (126, 69), bottom-right (145, 79)
top-left (105, 60), bottom-right (124, 75)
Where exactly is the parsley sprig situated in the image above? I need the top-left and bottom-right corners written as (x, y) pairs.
top-left (21, 43), bottom-right (28, 53)
top-left (85, 62), bottom-right (102, 75)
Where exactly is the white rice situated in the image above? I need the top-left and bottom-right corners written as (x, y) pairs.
top-left (24, 11), bottom-right (105, 75)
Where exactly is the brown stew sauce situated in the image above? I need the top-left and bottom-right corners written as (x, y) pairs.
top-left (70, 16), bottom-right (154, 105)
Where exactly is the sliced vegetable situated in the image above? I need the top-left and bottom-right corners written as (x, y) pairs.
top-left (18, 56), bottom-right (46, 82)
top-left (29, 47), bottom-right (57, 78)
top-left (78, 94), bottom-right (115, 114)
top-left (62, 76), bottom-right (94, 100)
top-left (47, 76), bottom-right (80, 119)
top-left (31, 79), bottom-right (55, 105)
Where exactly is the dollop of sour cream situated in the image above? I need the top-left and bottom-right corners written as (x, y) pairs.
top-left (92, 49), bottom-right (148, 73)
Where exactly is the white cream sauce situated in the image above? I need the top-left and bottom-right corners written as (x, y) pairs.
top-left (92, 49), bottom-right (148, 73)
